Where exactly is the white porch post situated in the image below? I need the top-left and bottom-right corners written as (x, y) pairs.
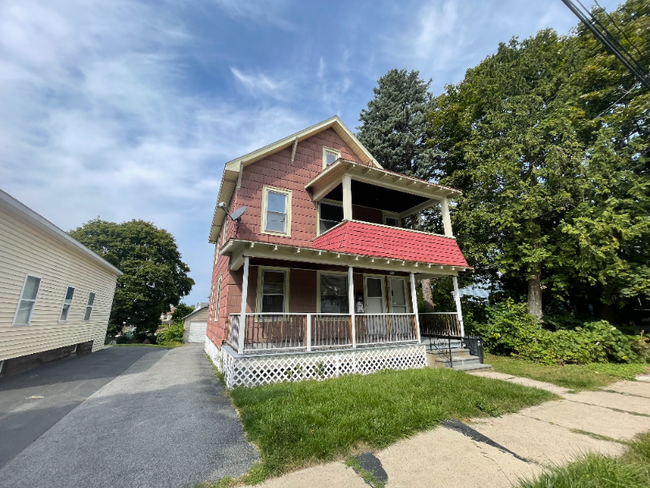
top-left (342, 174), bottom-right (353, 221)
top-left (237, 256), bottom-right (250, 354)
top-left (348, 266), bottom-right (356, 348)
top-left (452, 276), bottom-right (465, 337)
top-left (410, 273), bottom-right (421, 343)
top-left (441, 197), bottom-right (454, 237)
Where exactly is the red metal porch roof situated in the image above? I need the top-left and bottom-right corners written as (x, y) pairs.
top-left (312, 221), bottom-right (469, 268)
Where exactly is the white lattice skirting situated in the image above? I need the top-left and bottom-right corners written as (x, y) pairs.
top-left (204, 338), bottom-right (427, 388)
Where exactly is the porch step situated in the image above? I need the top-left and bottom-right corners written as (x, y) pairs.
top-left (426, 349), bottom-right (491, 371)
top-left (452, 363), bottom-right (493, 372)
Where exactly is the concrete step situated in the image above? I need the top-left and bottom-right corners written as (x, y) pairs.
top-left (452, 363), bottom-right (493, 372)
top-left (427, 347), bottom-right (473, 358)
top-left (434, 355), bottom-right (482, 368)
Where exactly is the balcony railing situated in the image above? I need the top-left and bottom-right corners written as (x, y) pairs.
top-left (226, 312), bottom-right (419, 354)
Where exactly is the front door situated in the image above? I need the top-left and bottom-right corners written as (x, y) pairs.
top-left (364, 277), bottom-right (385, 313)
top-left (389, 278), bottom-right (409, 313)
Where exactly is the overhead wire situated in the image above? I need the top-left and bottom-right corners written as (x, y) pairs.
top-left (593, 0), bottom-right (646, 60)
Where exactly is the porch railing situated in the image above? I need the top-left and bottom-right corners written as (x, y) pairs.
top-left (418, 312), bottom-right (461, 337)
top-left (226, 313), bottom-right (418, 354)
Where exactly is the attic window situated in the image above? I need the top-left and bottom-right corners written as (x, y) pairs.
top-left (323, 147), bottom-right (341, 168)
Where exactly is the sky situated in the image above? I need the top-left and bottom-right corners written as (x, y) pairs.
top-left (0, 0), bottom-right (622, 307)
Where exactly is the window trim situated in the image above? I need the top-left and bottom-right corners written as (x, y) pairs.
top-left (58, 285), bottom-right (76, 323)
top-left (260, 186), bottom-right (292, 237)
top-left (382, 211), bottom-right (401, 227)
top-left (363, 274), bottom-right (387, 314)
top-left (256, 266), bottom-right (290, 314)
top-left (12, 273), bottom-right (42, 327)
top-left (317, 199), bottom-right (344, 236)
top-left (322, 146), bottom-right (341, 169)
top-left (214, 274), bottom-right (222, 321)
top-left (316, 270), bottom-right (349, 313)
top-left (388, 277), bottom-right (410, 313)
top-left (83, 291), bottom-right (96, 322)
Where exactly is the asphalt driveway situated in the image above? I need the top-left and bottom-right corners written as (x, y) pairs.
top-left (0, 344), bottom-right (257, 488)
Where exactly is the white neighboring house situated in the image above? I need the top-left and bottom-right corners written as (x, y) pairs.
top-left (0, 189), bottom-right (123, 376)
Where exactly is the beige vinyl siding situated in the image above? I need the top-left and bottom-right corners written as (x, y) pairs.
top-left (0, 208), bottom-right (118, 361)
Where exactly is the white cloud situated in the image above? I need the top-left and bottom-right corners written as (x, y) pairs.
top-left (230, 67), bottom-right (291, 101)
top-left (0, 0), bottom-right (306, 305)
top-left (213, 0), bottom-right (294, 29)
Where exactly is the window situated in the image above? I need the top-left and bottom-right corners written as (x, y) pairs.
top-left (83, 292), bottom-right (96, 321)
top-left (322, 147), bottom-right (341, 168)
top-left (319, 201), bottom-right (343, 234)
top-left (383, 212), bottom-right (400, 227)
top-left (214, 275), bottom-right (222, 321)
top-left (260, 269), bottom-right (287, 313)
top-left (319, 273), bottom-right (349, 313)
top-left (261, 186), bottom-right (292, 236)
top-left (209, 282), bottom-right (216, 319)
top-left (13, 275), bottom-right (41, 326)
top-left (59, 286), bottom-right (75, 322)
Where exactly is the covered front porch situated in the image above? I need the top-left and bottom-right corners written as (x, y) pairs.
top-left (223, 255), bottom-right (465, 356)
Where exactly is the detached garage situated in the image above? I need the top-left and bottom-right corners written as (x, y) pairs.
top-left (0, 189), bottom-right (122, 376)
top-left (182, 305), bottom-right (209, 343)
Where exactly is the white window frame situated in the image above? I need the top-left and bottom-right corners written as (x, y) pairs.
top-left (317, 270), bottom-right (349, 314)
top-left (83, 292), bottom-right (96, 322)
top-left (214, 274), bottom-right (222, 321)
top-left (12, 274), bottom-right (42, 326)
top-left (383, 211), bottom-right (401, 227)
top-left (256, 266), bottom-right (290, 314)
top-left (317, 199), bottom-right (344, 235)
top-left (322, 146), bottom-right (341, 169)
top-left (58, 286), bottom-right (75, 323)
top-left (363, 274), bottom-right (387, 314)
top-left (260, 186), bottom-right (292, 237)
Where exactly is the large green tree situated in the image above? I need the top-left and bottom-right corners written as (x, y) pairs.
top-left (426, 0), bottom-right (650, 320)
top-left (70, 219), bottom-right (194, 335)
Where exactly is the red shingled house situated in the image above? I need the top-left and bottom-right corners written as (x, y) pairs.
top-left (205, 117), bottom-right (470, 387)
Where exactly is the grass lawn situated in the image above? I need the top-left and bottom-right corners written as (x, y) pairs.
top-left (486, 353), bottom-right (650, 391)
top-left (517, 431), bottom-right (650, 488)
top-left (229, 367), bottom-right (556, 479)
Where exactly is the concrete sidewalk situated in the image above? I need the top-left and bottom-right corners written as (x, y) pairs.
top-left (252, 374), bottom-right (650, 488)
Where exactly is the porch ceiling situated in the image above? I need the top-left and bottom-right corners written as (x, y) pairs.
top-left (220, 238), bottom-right (470, 277)
top-left (305, 159), bottom-right (462, 204)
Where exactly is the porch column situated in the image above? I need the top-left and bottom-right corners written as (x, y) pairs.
top-left (410, 273), bottom-right (421, 343)
top-left (237, 256), bottom-right (250, 354)
top-left (348, 266), bottom-right (356, 348)
top-left (452, 276), bottom-right (465, 337)
top-left (342, 174), bottom-right (353, 221)
top-left (441, 197), bottom-right (453, 237)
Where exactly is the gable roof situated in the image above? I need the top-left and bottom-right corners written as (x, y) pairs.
top-left (0, 189), bottom-right (123, 276)
top-left (209, 116), bottom-right (382, 243)
top-left (181, 304), bottom-right (209, 321)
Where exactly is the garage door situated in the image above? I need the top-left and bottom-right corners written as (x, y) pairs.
top-left (188, 321), bottom-right (207, 343)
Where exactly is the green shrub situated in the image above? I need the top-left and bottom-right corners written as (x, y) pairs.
top-left (475, 300), bottom-right (640, 365)
top-left (157, 321), bottom-right (184, 345)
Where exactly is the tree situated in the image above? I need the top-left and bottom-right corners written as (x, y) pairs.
top-left (70, 219), bottom-right (194, 336)
top-left (426, 1), bottom-right (650, 320)
top-left (171, 302), bottom-right (195, 323)
top-left (357, 69), bottom-right (441, 310)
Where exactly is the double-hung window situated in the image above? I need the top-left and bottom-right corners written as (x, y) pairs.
top-left (261, 186), bottom-right (291, 236)
top-left (322, 147), bottom-right (341, 168)
top-left (260, 270), bottom-right (286, 313)
top-left (13, 275), bottom-right (41, 326)
top-left (319, 273), bottom-right (349, 313)
top-left (83, 292), bottom-right (96, 321)
top-left (319, 201), bottom-right (343, 234)
top-left (59, 286), bottom-right (75, 322)
top-left (214, 275), bottom-right (222, 321)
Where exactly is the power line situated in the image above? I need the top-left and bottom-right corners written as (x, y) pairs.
top-left (561, 0), bottom-right (650, 90)
top-left (593, 0), bottom-right (645, 60)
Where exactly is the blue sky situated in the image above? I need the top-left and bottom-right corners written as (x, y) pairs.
top-left (0, 0), bottom-right (621, 307)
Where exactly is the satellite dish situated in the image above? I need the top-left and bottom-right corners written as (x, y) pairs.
top-left (230, 206), bottom-right (247, 221)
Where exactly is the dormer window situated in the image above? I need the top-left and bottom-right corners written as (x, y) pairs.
top-left (322, 147), bottom-right (341, 168)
